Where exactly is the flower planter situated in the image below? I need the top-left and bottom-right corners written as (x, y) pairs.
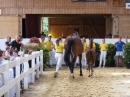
top-left (106, 59), bottom-right (115, 67)
top-left (95, 60), bottom-right (99, 67)
top-left (23, 43), bottom-right (39, 51)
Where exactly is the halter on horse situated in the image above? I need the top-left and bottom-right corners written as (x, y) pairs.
top-left (64, 28), bottom-right (83, 78)
top-left (86, 38), bottom-right (96, 77)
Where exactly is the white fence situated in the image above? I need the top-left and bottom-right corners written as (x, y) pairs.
top-left (0, 50), bottom-right (43, 97)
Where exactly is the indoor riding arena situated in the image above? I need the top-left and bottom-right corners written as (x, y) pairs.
top-left (0, 0), bottom-right (130, 97)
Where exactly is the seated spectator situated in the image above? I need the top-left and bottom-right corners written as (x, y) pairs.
top-left (22, 49), bottom-right (32, 68)
top-left (11, 50), bottom-right (23, 77)
top-left (5, 46), bottom-right (10, 57)
top-left (5, 36), bottom-right (11, 47)
top-left (0, 50), bottom-right (5, 65)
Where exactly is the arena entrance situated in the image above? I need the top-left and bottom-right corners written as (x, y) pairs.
top-left (22, 14), bottom-right (112, 38)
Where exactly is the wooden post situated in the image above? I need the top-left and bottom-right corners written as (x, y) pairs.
top-left (126, 36), bottom-right (128, 43)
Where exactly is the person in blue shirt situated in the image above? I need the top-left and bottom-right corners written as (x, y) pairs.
top-left (115, 37), bottom-right (125, 67)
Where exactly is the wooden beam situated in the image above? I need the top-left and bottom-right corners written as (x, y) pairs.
top-left (88, 19), bottom-right (100, 37)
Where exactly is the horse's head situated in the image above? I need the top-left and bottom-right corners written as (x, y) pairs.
top-left (73, 28), bottom-right (79, 36)
top-left (89, 38), bottom-right (93, 49)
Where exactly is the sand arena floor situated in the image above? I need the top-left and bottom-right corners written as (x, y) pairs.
top-left (21, 66), bottom-right (130, 97)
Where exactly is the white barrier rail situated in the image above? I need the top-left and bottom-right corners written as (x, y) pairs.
top-left (0, 50), bottom-right (43, 97)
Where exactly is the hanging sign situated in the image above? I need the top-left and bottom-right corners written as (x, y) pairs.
top-left (126, 0), bottom-right (130, 9)
top-left (72, 0), bottom-right (107, 2)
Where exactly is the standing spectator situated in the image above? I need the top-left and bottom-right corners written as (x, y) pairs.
top-left (81, 37), bottom-right (87, 68)
top-left (18, 35), bottom-right (24, 49)
top-left (53, 37), bottom-right (64, 78)
top-left (10, 35), bottom-right (22, 51)
top-left (99, 39), bottom-right (108, 68)
top-left (5, 36), bottom-right (11, 47)
top-left (40, 34), bottom-right (46, 48)
top-left (115, 37), bottom-right (125, 67)
top-left (45, 34), bottom-right (54, 67)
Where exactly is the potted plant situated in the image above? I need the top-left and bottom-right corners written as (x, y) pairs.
top-left (37, 47), bottom-right (49, 70)
top-left (106, 44), bottom-right (116, 67)
top-left (123, 42), bottom-right (130, 69)
top-left (95, 43), bottom-right (100, 67)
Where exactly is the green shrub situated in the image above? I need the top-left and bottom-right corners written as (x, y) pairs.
top-left (95, 43), bottom-right (100, 60)
top-left (95, 43), bottom-right (100, 67)
top-left (106, 44), bottom-right (116, 64)
top-left (37, 47), bottom-right (49, 68)
top-left (123, 42), bottom-right (130, 65)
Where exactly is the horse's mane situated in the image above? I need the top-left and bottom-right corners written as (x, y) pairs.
top-left (72, 28), bottom-right (79, 37)
top-left (73, 31), bottom-right (79, 36)
top-left (89, 38), bottom-right (93, 49)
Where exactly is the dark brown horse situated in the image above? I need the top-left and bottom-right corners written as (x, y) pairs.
top-left (64, 29), bottom-right (83, 78)
top-left (86, 38), bottom-right (96, 77)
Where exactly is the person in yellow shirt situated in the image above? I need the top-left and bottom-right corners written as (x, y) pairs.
top-left (40, 34), bottom-right (46, 48)
top-left (81, 37), bottom-right (87, 68)
top-left (99, 39), bottom-right (108, 68)
top-left (54, 37), bottom-right (64, 78)
top-left (45, 34), bottom-right (54, 67)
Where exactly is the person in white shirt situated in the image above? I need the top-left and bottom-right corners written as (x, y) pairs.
top-left (0, 50), bottom-right (5, 65)
top-left (5, 47), bottom-right (10, 57)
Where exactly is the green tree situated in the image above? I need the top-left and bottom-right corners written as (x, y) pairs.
top-left (42, 17), bottom-right (49, 36)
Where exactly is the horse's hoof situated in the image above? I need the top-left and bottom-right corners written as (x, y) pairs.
top-left (88, 75), bottom-right (90, 77)
top-left (69, 76), bottom-right (75, 79)
top-left (79, 74), bottom-right (83, 76)
top-left (54, 72), bottom-right (58, 78)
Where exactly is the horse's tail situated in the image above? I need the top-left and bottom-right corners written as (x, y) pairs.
top-left (64, 38), bottom-right (74, 66)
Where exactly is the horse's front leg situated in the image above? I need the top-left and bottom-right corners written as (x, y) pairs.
top-left (79, 54), bottom-right (83, 76)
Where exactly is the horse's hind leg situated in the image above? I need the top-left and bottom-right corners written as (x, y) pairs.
top-left (79, 54), bottom-right (83, 76)
top-left (70, 56), bottom-right (76, 78)
top-left (90, 61), bottom-right (94, 76)
top-left (88, 62), bottom-right (91, 77)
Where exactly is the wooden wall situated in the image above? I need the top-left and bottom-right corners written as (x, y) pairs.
top-left (118, 15), bottom-right (130, 38)
top-left (0, 0), bottom-right (130, 38)
top-left (0, 16), bottom-right (18, 38)
top-left (49, 16), bottom-right (105, 38)
top-left (0, 0), bottom-right (129, 15)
